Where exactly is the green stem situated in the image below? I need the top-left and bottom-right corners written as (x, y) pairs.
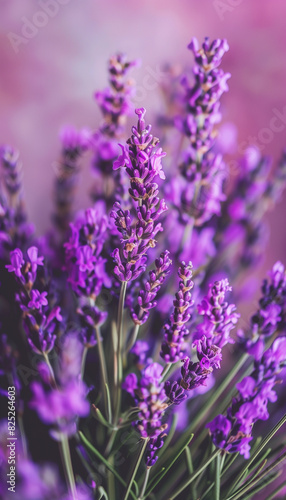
top-left (123, 439), bottom-right (149, 500)
top-left (60, 435), bottom-right (77, 500)
top-left (95, 326), bottom-right (111, 423)
top-left (138, 467), bottom-right (151, 500)
top-left (185, 446), bottom-right (196, 500)
top-left (43, 352), bottom-right (57, 386)
top-left (168, 450), bottom-right (220, 500)
top-left (160, 363), bottom-right (172, 382)
top-left (114, 281), bottom-right (127, 422)
top-left (126, 324), bottom-right (140, 353)
top-left (215, 453), bottom-right (221, 500)
top-left (81, 346), bottom-right (88, 380)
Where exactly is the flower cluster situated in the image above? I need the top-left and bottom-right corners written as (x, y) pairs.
top-left (0, 146), bottom-right (34, 255)
top-left (95, 53), bottom-right (138, 139)
top-left (64, 206), bottom-right (110, 343)
top-left (111, 108), bottom-right (167, 282)
top-left (53, 126), bottom-right (91, 236)
top-left (165, 279), bottom-right (238, 402)
top-left (64, 206), bottom-right (109, 298)
top-left (194, 278), bottom-right (240, 348)
top-left (123, 362), bottom-right (168, 466)
top-left (207, 336), bottom-right (286, 458)
top-left (130, 250), bottom-right (172, 325)
top-left (6, 246), bottom-right (62, 354)
top-left (238, 261), bottom-right (286, 359)
top-left (160, 261), bottom-right (194, 363)
top-left (91, 54), bottom-right (139, 207)
top-left (173, 37), bottom-right (230, 225)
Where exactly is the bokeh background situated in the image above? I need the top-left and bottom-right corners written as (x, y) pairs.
top-left (1, 0), bottom-right (286, 277)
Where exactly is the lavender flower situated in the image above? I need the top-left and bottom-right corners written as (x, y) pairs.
top-left (171, 37), bottom-right (230, 226)
top-left (160, 261), bottom-right (194, 363)
top-left (91, 54), bottom-right (138, 206)
top-left (0, 146), bottom-right (34, 256)
top-left (238, 261), bottom-right (286, 359)
top-left (123, 362), bottom-right (168, 465)
top-left (64, 206), bottom-right (110, 343)
top-left (111, 108), bottom-right (167, 282)
top-left (95, 53), bottom-right (138, 139)
top-left (130, 250), bottom-right (172, 325)
top-left (53, 126), bottom-right (91, 235)
top-left (194, 278), bottom-right (240, 348)
top-left (6, 246), bottom-right (62, 354)
top-left (166, 278), bottom-right (238, 402)
top-left (64, 206), bottom-right (110, 299)
top-left (207, 336), bottom-right (286, 459)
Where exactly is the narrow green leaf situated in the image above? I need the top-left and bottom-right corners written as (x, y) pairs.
top-left (92, 404), bottom-right (114, 429)
top-left (215, 453), bottom-right (221, 500)
top-left (123, 439), bottom-right (148, 500)
top-left (105, 383), bottom-right (112, 425)
top-left (168, 449), bottom-right (221, 500)
top-left (227, 451), bottom-right (286, 500)
top-left (98, 486), bottom-right (109, 499)
top-left (185, 446), bottom-right (197, 500)
top-left (228, 471), bottom-right (282, 500)
top-left (145, 433), bottom-right (194, 498)
top-left (79, 431), bottom-right (137, 500)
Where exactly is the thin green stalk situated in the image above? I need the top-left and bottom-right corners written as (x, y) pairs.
top-left (215, 453), bottom-right (221, 500)
top-left (138, 467), bottom-right (151, 500)
top-left (60, 435), bottom-right (77, 500)
top-left (105, 428), bottom-right (117, 457)
top-left (125, 324), bottom-right (140, 353)
top-left (43, 352), bottom-right (57, 386)
top-left (79, 431), bottom-right (137, 500)
top-left (145, 433), bottom-right (194, 497)
top-left (168, 450), bottom-right (220, 500)
top-left (185, 446), bottom-right (197, 500)
top-left (114, 281), bottom-right (127, 422)
top-left (123, 439), bottom-right (149, 500)
top-left (160, 363), bottom-right (172, 382)
top-left (95, 326), bottom-right (111, 423)
top-left (81, 346), bottom-right (88, 380)
top-left (226, 452), bottom-right (286, 500)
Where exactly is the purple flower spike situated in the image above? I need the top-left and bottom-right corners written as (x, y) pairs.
top-left (194, 279), bottom-right (239, 348)
top-left (131, 250), bottom-right (172, 325)
top-left (6, 246), bottom-right (62, 355)
top-left (238, 261), bottom-right (286, 357)
top-left (160, 262), bottom-right (194, 363)
top-left (64, 206), bottom-right (110, 299)
top-left (169, 37), bottom-right (230, 226)
top-left (112, 108), bottom-right (167, 282)
top-left (123, 362), bottom-right (167, 441)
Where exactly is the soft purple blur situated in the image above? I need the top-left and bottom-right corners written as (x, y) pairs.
top-left (1, 0), bottom-right (286, 283)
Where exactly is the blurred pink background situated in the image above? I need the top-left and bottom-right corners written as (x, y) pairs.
top-left (1, 0), bottom-right (286, 277)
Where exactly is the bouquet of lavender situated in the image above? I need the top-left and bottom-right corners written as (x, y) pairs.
top-left (1, 39), bottom-right (286, 500)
